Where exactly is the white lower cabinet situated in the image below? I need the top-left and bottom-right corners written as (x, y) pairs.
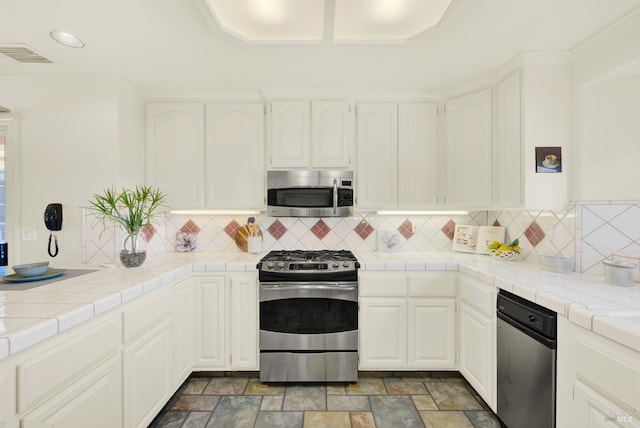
top-left (408, 298), bottom-right (456, 369)
top-left (360, 298), bottom-right (408, 368)
top-left (558, 316), bottom-right (640, 427)
top-left (173, 278), bottom-right (195, 384)
top-left (21, 355), bottom-right (122, 428)
top-left (359, 272), bottom-right (457, 370)
top-left (458, 275), bottom-right (496, 411)
top-left (195, 275), bottom-right (227, 368)
top-left (123, 319), bottom-right (173, 428)
top-left (573, 380), bottom-right (640, 427)
top-left (194, 273), bottom-right (258, 371)
top-left (229, 273), bottom-right (259, 370)
top-left (0, 369), bottom-right (9, 428)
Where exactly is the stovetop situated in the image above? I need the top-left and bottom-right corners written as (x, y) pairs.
top-left (257, 250), bottom-right (359, 280)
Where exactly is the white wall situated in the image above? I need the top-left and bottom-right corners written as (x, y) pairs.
top-left (0, 76), bottom-right (143, 266)
top-left (571, 11), bottom-right (640, 201)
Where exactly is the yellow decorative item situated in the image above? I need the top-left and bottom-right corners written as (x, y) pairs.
top-left (487, 239), bottom-right (520, 261)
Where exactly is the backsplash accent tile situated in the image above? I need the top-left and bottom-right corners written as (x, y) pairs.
top-left (524, 221), bottom-right (545, 247)
top-left (224, 220), bottom-right (240, 239)
top-left (141, 224), bottom-right (156, 243)
top-left (181, 219), bottom-right (201, 234)
top-left (311, 219), bottom-right (330, 240)
top-left (354, 220), bottom-right (374, 240)
top-left (441, 220), bottom-right (456, 240)
top-left (267, 220), bottom-right (287, 240)
top-left (398, 220), bottom-right (413, 240)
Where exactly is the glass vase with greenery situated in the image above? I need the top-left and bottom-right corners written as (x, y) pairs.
top-left (88, 185), bottom-right (167, 267)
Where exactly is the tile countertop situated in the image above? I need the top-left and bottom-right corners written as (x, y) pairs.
top-left (357, 251), bottom-right (640, 352)
top-left (1, 250), bottom-right (639, 361)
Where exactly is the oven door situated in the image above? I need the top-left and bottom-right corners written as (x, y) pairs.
top-left (259, 282), bottom-right (358, 351)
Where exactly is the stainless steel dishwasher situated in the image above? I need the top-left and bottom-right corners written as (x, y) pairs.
top-left (496, 290), bottom-right (557, 428)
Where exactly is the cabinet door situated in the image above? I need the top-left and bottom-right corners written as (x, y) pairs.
top-left (269, 101), bottom-right (310, 168)
top-left (311, 100), bottom-right (352, 168)
top-left (444, 89), bottom-right (492, 208)
top-left (194, 276), bottom-right (227, 369)
top-left (145, 103), bottom-right (205, 208)
top-left (21, 356), bottom-right (122, 428)
top-left (229, 274), bottom-right (259, 370)
top-left (359, 297), bottom-right (407, 369)
top-left (173, 278), bottom-right (195, 385)
top-left (123, 320), bottom-right (173, 428)
top-left (356, 103), bottom-right (398, 209)
top-left (494, 70), bottom-right (522, 208)
top-left (459, 302), bottom-right (495, 410)
top-left (206, 103), bottom-right (265, 208)
top-left (408, 298), bottom-right (456, 369)
top-left (573, 380), bottom-right (640, 427)
top-left (398, 103), bottom-right (439, 208)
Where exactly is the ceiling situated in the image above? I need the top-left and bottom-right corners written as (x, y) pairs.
top-left (0, 0), bottom-right (639, 96)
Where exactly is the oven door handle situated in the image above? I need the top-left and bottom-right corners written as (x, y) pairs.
top-left (261, 283), bottom-right (357, 291)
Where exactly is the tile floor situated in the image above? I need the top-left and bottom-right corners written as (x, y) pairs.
top-left (149, 372), bottom-right (501, 428)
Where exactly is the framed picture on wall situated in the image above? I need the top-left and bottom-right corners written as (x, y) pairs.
top-left (536, 146), bottom-right (562, 173)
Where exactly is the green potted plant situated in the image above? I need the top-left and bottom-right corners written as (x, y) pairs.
top-left (88, 185), bottom-right (168, 268)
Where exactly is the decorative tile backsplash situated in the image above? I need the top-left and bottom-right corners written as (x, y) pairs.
top-left (575, 201), bottom-right (640, 275)
top-left (82, 201), bottom-right (640, 277)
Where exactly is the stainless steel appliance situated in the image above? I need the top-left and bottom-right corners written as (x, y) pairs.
top-left (257, 250), bottom-right (359, 382)
top-left (267, 170), bottom-right (354, 217)
top-left (497, 290), bottom-right (557, 428)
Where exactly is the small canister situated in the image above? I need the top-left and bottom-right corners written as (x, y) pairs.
top-left (603, 260), bottom-right (637, 287)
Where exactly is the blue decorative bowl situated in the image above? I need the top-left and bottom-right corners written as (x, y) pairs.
top-left (13, 262), bottom-right (50, 277)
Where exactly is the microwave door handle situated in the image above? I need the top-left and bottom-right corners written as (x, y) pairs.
top-left (333, 179), bottom-right (338, 214)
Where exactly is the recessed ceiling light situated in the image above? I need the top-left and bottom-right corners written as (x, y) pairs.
top-left (49, 31), bottom-right (85, 48)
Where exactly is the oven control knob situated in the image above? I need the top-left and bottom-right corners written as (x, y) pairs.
top-left (332, 262), bottom-right (339, 268)
top-left (343, 262), bottom-right (350, 268)
top-left (277, 262), bottom-right (285, 269)
top-left (267, 262), bottom-right (275, 268)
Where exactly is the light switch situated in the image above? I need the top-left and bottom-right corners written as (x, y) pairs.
top-left (22, 227), bottom-right (37, 241)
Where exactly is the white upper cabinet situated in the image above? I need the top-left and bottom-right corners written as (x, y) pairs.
top-left (145, 103), bottom-right (205, 209)
top-left (398, 103), bottom-right (439, 208)
top-left (269, 100), bottom-right (352, 168)
top-left (494, 70), bottom-right (522, 208)
top-left (311, 100), bottom-right (352, 167)
top-left (146, 102), bottom-right (265, 210)
top-left (444, 89), bottom-right (492, 208)
top-left (269, 101), bottom-right (310, 168)
top-left (206, 103), bottom-right (265, 208)
top-left (357, 102), bottom-right (439, 210)
top-left (356, 103), bottom-right (398, 209)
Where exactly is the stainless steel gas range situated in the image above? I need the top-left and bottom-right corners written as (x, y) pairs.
top-left (257, 250), bottom-right (360, 383)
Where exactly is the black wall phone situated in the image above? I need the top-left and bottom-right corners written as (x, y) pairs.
top-left (44, 203), bottom-right (62, 257)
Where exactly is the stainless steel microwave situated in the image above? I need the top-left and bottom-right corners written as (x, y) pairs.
top-left (267, 170), bottom-right (354, 217)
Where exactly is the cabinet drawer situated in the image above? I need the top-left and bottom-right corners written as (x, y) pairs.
top-left (359, 273), bottom-right (407, 296)
top-left (575, 334), bottom-right (640, 411)
top-left (123, 287), bottom-right (172, 344)
top-left (17, 314), bottom-right (121, 412)
top-left (408, 272), bottom-right (457, 297)
top-left (459, 275), bottom-right (495, 317)
top-left (21, 355), bottom-right (122, 428)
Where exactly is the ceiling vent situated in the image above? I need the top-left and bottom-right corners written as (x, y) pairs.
top-left (0, 45), bottom-right (52, 63)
